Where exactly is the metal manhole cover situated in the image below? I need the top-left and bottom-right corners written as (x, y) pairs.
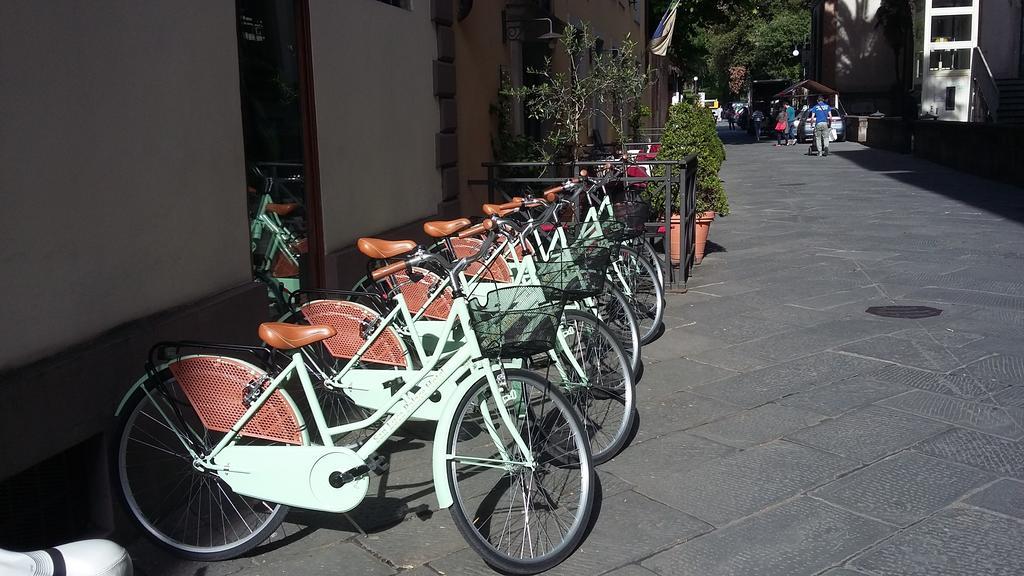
top-left (865, 306), bottom-right (943, 319)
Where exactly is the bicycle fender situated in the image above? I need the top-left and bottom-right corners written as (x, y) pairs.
top-left (114, 365), bottom-right (170, 416)
top-left (431, 374), bottom-right (481, 509)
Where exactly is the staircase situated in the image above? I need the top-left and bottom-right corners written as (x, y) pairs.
top-left (997, 78), bottom-right (1024, 124)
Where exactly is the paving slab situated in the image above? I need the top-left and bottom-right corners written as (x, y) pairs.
top-left (812, 451), bottom-right (994, 526)
top-left (957, 353), bottom-right (1024, 389)
top-left (642, 497), bottom-right (893, 576)
top-left (634, 356), bottom-right (739, 397)
top-left (785, 405), bottom-right (951, 463)
top-left (602, 566), bottom-right (661, 576)
top-left (837, 334), bottom-right (990, 372)
top-left (602, 431), bottom-right (735, 489)
top-left (963, 478), bottom-right (1024, 518)
top-left (878, 389), bottom-right (1024, 439)
top-left (850, 507), bottom-right (1024, 576)
top-left (716, 318), bottom-right (896, 363)
top-left (868, 363), bottom-right (1004, 401)
top-left (692, 352), bottom-right (889, 408)
top-left (631, 391), bottom-right (742, 443)
top-left (357, 511), bottom-right (467, 569)
top-left (914, 428), bottom-right (1024, 479)
top-left (671, 312), bottom-right (799, 346)
top-left (428, 491), bottom-right (711, 576)
top-left (689, 403), bottom-right (824, 448)
top-left (636, 440), bottom-right (858, 527)
top-left (778, 374), bottom-right (912, 417)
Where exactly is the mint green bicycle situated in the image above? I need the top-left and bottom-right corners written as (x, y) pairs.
top-left (114, 237), bottom-right (595, 575)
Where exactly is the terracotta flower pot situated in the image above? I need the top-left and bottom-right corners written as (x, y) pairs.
top-left (669, 214), bottom-right (682, 265)
top-left (694, 211), bottom-right (716, 264)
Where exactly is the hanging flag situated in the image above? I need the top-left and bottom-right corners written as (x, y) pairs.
top-left (650, 0), bottom-right (680, 56)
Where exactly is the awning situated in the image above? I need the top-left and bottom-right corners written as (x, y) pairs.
top-left (774, 79), bottom-right (839, 98)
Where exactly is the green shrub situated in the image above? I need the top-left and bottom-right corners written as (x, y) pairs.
top-left (645, 102), bottom-right (729, 216)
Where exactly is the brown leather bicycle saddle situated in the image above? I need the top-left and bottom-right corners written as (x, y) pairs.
top-left (423, 218), bottom-right (471, 238)
top-left (266, 203), bottom-right (298, 216)
top-left (258, 323), bottom-right (336, 350)
top-left (357, 238), bottom-right (417, 259)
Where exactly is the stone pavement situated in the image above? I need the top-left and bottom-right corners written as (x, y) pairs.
top-left (129, 129), bottom-right (1024, 575)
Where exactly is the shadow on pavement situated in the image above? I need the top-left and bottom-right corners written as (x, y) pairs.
top-left (830, 146), bottom-right (1024, 226)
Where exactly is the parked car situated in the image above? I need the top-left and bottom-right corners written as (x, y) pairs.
top-left (796, 109), bottom-right (846, 143)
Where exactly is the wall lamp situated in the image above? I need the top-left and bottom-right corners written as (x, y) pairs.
top-left (503, 15), bottom-right (563, 43)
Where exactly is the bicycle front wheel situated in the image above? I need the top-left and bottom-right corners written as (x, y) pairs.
top-left (115, 370), bottom-right (296, 561)
top-left (594, 283), bottom-right (643, 379)
top-left (445, 368), bottom-right (595, 575)
top-left (551, 309), bottom-right (637, 464)
top-left (613, 246), bottom-right (666, 345)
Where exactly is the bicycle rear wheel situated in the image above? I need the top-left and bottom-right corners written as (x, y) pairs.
top-left (613, 246), bottom-right (666, 345)
top-left (115, 368), bottom-right (297, 561)
top-left (445, 369), bottom-right (595, 575)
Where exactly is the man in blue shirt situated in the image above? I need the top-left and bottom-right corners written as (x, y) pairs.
top-left (810, 96), bottom-right (834, 156)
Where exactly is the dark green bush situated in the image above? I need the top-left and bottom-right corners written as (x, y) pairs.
top-left (645, 102), bottom-right (729, 216)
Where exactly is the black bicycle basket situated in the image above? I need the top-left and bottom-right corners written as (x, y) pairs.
top-left (467, 285), bottom-right (566, 359)
top-left (608, 200), bottom-right (651, 239)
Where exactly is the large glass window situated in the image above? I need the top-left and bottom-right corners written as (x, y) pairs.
top-left (237, 0), bottom-right (313, 315)
top-left (931, 14), bottom-right (972, 42)
top-left (929, 49), bottom-right (971, 70)
top-left (931, 0), bottom-right (972, 7)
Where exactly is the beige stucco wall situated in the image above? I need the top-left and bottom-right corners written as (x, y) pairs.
top-left (455, 0), bottom-right (647, 212)
top-left (833, 0), bottom-right (897, 92)
top-left (980, 0), bottom-right (1021, 79)
top-left (455, 0), bottom-right (508, 214)
top-left (0, 1), bottom-right (250, 371)
top-left (309, 0), bottom-right (440, 251)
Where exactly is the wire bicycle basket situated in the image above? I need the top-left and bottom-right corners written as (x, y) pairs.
top-left (562, 220), bottom-right (627, 249)
top-left (467, 285), bottom-right (566, 359)
top-left (533, 243), bottom-right (611, 301)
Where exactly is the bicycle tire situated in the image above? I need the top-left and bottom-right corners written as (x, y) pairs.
top-left (445, 368), bottom-right (595, 575)
top-left (613, 246), bottom-right (666, 345)
top-left (636, 238), bottom-right (666, 289)
top-left (594, 283), bottom-right (643, 379)
top-left (553, 309), bottom-right (637, 464)
top-left (115, 368), bottom-right (297, 561)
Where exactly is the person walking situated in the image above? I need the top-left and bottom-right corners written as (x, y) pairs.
top-left (726, 107), bottom-right (736, 130)
top-left (773, 106), bottom-right (787, 147)
top-left (810, 95), bottom-right (834, 156)
top-left (751, 109), bottom-right (764, 141)
top-left (785, 100), bottom-right (797, 145)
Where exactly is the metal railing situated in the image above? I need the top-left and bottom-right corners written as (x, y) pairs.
top-left (471, 153), bottom-right (698, 287)
top-left (970, 46), bottom-right (1000, 123)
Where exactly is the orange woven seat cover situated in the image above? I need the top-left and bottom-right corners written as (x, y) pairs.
top-left (169, 356), bottom-right (302, 445)
top-left (450, 237), bottom-right (512, 282)
top-left (300, 300), bottom-right (407, 366)
top-left (394, 267), bottom-right (453, 320)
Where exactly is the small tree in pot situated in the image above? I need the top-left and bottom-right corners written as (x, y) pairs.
top-left (645, 101), bottom-right (728, 264)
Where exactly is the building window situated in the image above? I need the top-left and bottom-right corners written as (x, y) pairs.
top-left (929, 49), bottom-right (971, 70)
top-left (931, 14), bottom-right (972, 43)
top-left (932, 0), bottom-right (972, 7)
top-left (945, 86), bottom-right (956, 110)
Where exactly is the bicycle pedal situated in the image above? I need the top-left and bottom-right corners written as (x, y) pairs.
top-left (367, 453), bottom-right (389, 475)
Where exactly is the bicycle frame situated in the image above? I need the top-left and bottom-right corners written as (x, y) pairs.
top-left (117, 293), bottom-right (537, 512)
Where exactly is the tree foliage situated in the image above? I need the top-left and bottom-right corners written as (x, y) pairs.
top-left (645, 102), bottom-right (728, 216)
top-left (650, 0), bottom-right (810, 99)
top-left (506, 23), bottom-right (651, 160)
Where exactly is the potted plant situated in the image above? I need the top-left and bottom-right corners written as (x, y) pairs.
top-left (645, 101), bottom-right (728, 264)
